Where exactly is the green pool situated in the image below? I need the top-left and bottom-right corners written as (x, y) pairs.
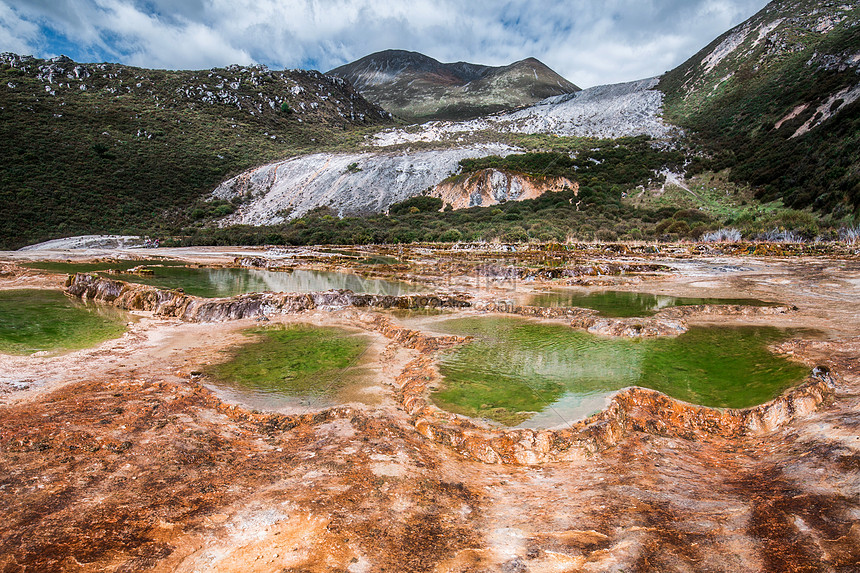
top-left (0, 289), bottom-right (128, 355)
top-left (431, 317), bottom-right (812, 428)
top-left (205, 324), bottom-right (375, 411)
top-left (524, 289), bottom-right (777, 317)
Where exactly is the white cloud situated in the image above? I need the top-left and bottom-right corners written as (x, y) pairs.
top-left (92, 0), bottom-right (253, 69)
top-left (0, 0), bottom-right (769, 86)
top-left (0, 1), bottom-right (41, 55)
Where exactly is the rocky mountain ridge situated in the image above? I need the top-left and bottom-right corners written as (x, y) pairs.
top-left (1, 52), bottom-right (390, 124)
top-left (327, 49), bottom-right (579, 121)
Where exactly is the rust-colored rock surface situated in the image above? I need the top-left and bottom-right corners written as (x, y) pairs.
top-left (430, 169), bottom-right (577, 209)
top-left (1, 246), bottom-right (858, 571)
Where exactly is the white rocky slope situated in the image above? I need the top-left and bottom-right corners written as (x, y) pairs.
top-left (210, 77), bottom-right (679, 225)
top-left (212, 145), bottom-right (516, 226)
top-left (17, 235), bottom-right (144, 251)
top-left (371, 78), bottom-right (679, 146)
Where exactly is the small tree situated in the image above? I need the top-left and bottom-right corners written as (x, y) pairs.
top-left (280, 102), bottom-right (292, 114)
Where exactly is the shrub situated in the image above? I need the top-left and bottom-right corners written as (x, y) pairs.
top-left (666, 220), bottom-right (691, 236)
top-left (756, 228), bottom-right (804, 243)
top-left (701, 228), bottom-right (742, 242)
top-left (502, 226), bottom-right (529, 242)
top-left (838, 224), bottom-right (860, 245)
top-left (213, 204), bottom-right (235, 217)
top-left (438, 229), bottom-right (463, 243)
top-left (388, 196), bottom-right (443, 215)
top-left (595, 229), bottom-right (618, 242)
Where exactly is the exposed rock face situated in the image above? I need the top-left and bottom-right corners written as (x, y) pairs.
top-left (660, 0), bottom-right (859, 114)
top-left (371, 77), bottom-right (679, 146)
top-left (17, 235), bottom-right (144, 251)
top-left (66, 274), bottom-right (471, 321)
top-left (430, 169), bottom-right (577, 209)
top-left (211, 145), bottom-right (516, 225)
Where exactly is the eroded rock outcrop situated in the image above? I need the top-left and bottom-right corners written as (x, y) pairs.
top-left (65, 274), bottom-right (471, 321)
top-left (430, 169), bottom-right (577, 209)
top-left (472, 301), bottom-right (795, 338)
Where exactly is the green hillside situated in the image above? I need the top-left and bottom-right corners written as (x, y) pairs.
top-left (0, 54), bottom-right (391, 249)
top-left (658, 0), bottom-right (860, 216)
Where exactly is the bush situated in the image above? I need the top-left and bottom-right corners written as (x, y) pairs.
top-left (438, 229), bottom-right (463, 243)
top-left (502, 226), bottom-right (529, 242)
top-left (838, 224), bottom-right (860, 245)
top-left (701, 228), bottom-right (742, 242)
top-left (595, 229), bottom-right (618, 242)
top-left (388, 196), bottom-right (443, 215)
top-left (666, 220), bottom-right (691, 236)
top-left (756, 228), bottom-right (804, 243)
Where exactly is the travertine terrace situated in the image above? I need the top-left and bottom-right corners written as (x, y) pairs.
top-left (1, 243), bottom-right (859, 572)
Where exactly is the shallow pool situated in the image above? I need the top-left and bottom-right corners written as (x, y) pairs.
top-left (523, 289), bottom-right (778, 317)
top-left (431, 317), bottom-right (812, 428)
top-left (0, 289), bottom-right (128, 355)
top-left (204, 324), bottom-right (377, 411)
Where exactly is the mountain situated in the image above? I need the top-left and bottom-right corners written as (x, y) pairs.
top-left (658, 0), bottom-right (860, 214)
top-left (327, 50), bottom-right (580, 121)
top-left (0, 53), bottom-right (391, 249)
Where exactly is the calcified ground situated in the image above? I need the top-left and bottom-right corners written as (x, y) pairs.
top-left (0, 244), bottom-right (859, 573)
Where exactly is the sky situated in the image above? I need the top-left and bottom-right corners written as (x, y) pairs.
top-left (0, 0), bottom-right (769, 88)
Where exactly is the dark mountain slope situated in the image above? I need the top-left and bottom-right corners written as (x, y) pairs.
top-left (658, 0), bottom-right (860, 215)
top-left (327, 49), bottom-right (580, 121)
top-left (0, 54), bottom-right (392, 249)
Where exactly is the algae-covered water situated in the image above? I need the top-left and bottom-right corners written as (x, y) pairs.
top-left (0, 289), bottom-right (128, 355)
top-left (26, 261), bottom-right (423, 298)
top-left (431, 317), bottom-right (811, 428)
top-left (205, 324), bottom-right (375, 410)
top-left (524, 290), bottom-right (777, 317)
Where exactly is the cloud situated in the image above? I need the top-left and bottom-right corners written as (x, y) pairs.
top-left (90, 0), bottom-right (254, 69)
top-left (0, 1), bottom-right (41, 55)
top-left (0, 0), bottom-right (769, 86)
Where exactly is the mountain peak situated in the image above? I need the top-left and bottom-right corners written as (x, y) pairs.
top-left (327, 50), bottom-right (579, 121)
